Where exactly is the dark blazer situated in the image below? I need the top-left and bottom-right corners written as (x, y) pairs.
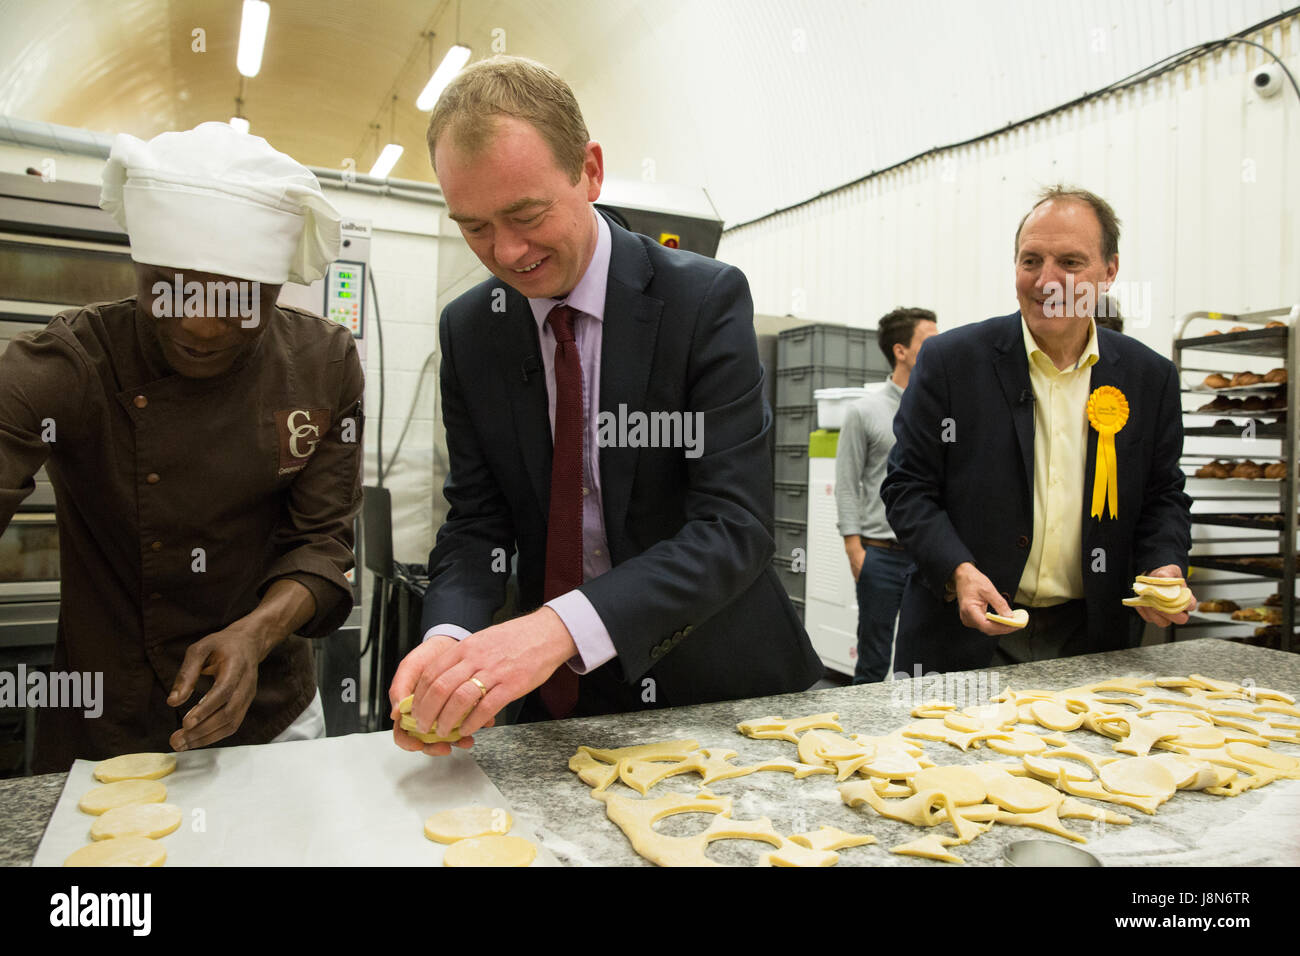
top-left (422, 213), bottom-right (822, 713)
top-left (881, 312), bottom-right (1192, 674)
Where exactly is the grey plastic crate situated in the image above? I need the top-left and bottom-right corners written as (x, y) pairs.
top-left (775, 405), bottom-right (818, 445)
top-left (772, 555), bottom-right (806, 601)
top-left (774, 444), bottom-right (809, 484)
top-left (774, 518), bottom-right (807, 561)
top-left (778, 324), bottom-right (871, 372)
top-left (776, 366), bottom-right (869, 408)
top-left (774, 481), bottom-right (808, 524)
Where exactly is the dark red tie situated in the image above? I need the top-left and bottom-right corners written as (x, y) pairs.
top-left (539, 303), bottom-right (583, 718)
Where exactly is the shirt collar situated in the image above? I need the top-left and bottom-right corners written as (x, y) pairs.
top-left (528, 208), bottom-right (610, 330)
top-left (1021, 313), bottom-right (1100, 374)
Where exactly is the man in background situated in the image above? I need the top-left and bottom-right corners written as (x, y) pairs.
top-left (836, 308), bottom-right (937, 683)
top-left (882, 185), bottom-right (1192, 673)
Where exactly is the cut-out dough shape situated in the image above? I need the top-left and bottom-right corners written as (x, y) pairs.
top-left (1051, 769), bottom-right (1164, 815)
top-left (1098, 757), bottom-right (1178, 802)
top-left (1029, 700), bottom-right (1085, 732)
top-left (92, 753), bottom-right (177, 783)
top-left (984, 775), bottom-right (1059, 814)
top-left (987, 731), bottom-right (1048, 756)
top-left (985, 608), bottom-right (1029, 628)
top-left (592, 789), bottom-right (733, 867)
top-left (64, 836), bottom-right (166, 867)
top-left (568, 751), bottom-right (621, 791)
top-left (578, 740), bottom-right (700, 764)
top-left (743, 758), bottom-right (834, 779)
top-left (1023, 753), bottom-right (1093, 782)
top-left (1057, 797), bottom-right (1131, 825)
top-left (397, 696), bottom-right (461, 743)
top-left (891, 834), bottom-right (964, 864)
top-left (911, 701), bottom-right (956, 719)
top-left (1225, 742), bottom-right (1300, 777)
top-left (78, 779), bottom-right (167, 815)
top-left (790, 826), bottom-right (877, 852)
top-left (424, 807), bottom-right (512, 844)
top-left (89, 803), bottom-right (182, 841)
top-left (736, 713), bottom-right (842, 743)
top-left (443, 835), bottom-right (537, 867)
top-left (911, 766), bottom-right (987, 806)
top-left (619, 748), bottom-right (757, 795)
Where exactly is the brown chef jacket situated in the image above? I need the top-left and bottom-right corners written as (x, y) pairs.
top-left (0, 296), bottom-right (363, 772)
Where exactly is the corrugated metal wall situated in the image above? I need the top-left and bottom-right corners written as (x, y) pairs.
top-left (717, 15), bottom-right (1298, 359)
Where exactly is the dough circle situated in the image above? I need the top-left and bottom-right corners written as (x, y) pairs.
top-left (443, 835), bottom-right (537, 867)
top-left (424, 807), bottom-right (512, 844)
top-left (1098, 757), bottom-right (1178, 799)
top-left (92, 752), bottom-right (177, 783)
top-left (78, 779), bottom-right (167, 815)
top-left (90, 803), bottom-right (182, 841)
top-left (397, 695), bottom-right (462, 743)
top-left (64, 836), bottom-right (166, 867)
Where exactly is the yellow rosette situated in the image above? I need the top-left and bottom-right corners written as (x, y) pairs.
top-left (1087, 386), bottom-right (1129, 519)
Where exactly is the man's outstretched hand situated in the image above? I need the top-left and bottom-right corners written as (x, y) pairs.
top-left (389, 608), bottom-right (577, 756)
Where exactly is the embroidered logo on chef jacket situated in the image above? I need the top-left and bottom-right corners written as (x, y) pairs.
top-left (275, 408), bottom-right (330, 474)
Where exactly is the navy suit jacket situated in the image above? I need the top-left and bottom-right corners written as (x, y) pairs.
top-left (422, 213), bottom-right (822, 712)
top-left (881, 312), bottom-right (1192, 673)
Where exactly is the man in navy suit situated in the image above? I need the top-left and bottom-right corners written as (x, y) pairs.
top-left (882, 186), bottom-right (1194, 674)
top-left (390, 56), bottom-right (821, 752)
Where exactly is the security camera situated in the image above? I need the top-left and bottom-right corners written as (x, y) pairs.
top-left (1252, 63), bottom-right (1283, 99)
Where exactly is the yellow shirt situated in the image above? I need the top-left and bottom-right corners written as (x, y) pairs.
top-left (1015, 317), bottom-right (1100, 607)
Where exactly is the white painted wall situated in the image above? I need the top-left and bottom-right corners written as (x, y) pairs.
top-left (718, 24), bottom-right (1300, 360)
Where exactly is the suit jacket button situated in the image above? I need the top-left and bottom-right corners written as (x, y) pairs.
top-left (1016, 535), bottom-right (1030, 548)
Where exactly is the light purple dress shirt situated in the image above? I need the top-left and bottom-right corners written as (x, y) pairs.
top-left (423, 209), bottom-right (618, 673)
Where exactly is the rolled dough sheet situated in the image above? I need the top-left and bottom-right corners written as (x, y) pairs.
top-left (32, 733), bottom-right (558, 867)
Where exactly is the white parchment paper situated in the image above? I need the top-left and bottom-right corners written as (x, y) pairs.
top-left (33, 731), bottom-right (557, 867)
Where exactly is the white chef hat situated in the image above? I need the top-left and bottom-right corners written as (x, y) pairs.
top-left (100, 122), bottom-right (340, 285)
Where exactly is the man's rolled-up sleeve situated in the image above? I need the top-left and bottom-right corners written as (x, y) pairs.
top-left (880, 337), bottom-right (974, 599)
top-left (258, 335), bottom-right (364, 638)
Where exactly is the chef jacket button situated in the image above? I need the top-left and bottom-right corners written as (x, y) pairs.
top-left (151, 540), bottom-right (162, 551)
top-left (582, 487), bottom-right (590, 496)
top-left (133, 395), bottom-right (148, 409)
top-left (1016, 535), bottom-right (1030, 548)
top-left (146, 473), bottom-right (160, 484)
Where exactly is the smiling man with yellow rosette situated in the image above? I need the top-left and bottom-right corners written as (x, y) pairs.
top-left (881, 185), bottom-right (1194, 672)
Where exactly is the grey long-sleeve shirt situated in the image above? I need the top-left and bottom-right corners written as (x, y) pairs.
top-left (835, 378), bottom-right (904, 540)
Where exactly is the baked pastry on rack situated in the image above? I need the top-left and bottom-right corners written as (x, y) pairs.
top-left (1231, 461), bottom-right (1264, 479)
top-left (1197, 599), bottom-right (1240, 613)
top-left (1203, 373), bottom-right (1231, 388)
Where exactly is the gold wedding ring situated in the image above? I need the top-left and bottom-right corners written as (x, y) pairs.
top-left (469, 676), bottom-right (488, 699)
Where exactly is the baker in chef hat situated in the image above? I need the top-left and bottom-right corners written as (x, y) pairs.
top-left (100, 121), bottom-right (340, 285)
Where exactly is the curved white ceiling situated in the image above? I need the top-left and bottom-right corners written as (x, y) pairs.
top-left (0, 0), bottom-right (1287, 223)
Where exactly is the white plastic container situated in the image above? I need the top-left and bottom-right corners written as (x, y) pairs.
top-left (814, 386), bottom-right (868, 430)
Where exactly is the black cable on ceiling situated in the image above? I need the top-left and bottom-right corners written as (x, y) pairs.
top-left (724, 6), bottom-right (1300, 235)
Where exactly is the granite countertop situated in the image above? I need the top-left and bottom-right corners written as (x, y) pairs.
top-left (4, 638), bottom-right (1298, 866)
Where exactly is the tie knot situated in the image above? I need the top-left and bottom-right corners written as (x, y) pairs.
top-left (547, 304), bottom-right (577, 344)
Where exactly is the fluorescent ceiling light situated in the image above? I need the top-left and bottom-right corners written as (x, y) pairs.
top-left (369, 144), bottom-right (404, 179)
top-left (237, 0), bottom-right (270, 78)
top-left (229, 116), bottom-right (250, 134)
top-left (416, 45), bottom-right (471, 110)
